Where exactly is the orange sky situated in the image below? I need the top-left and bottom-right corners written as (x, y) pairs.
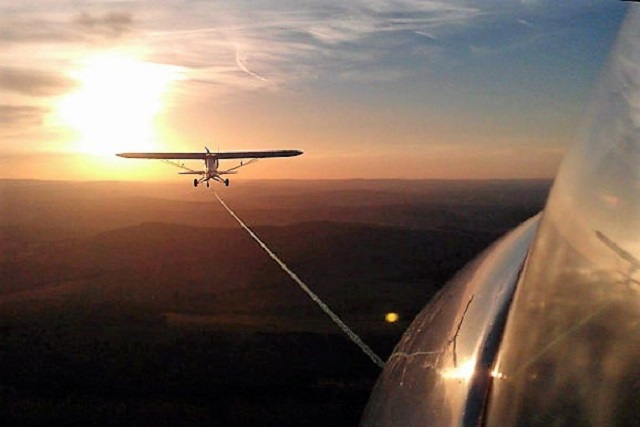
top-left (0, 2), bottom-right (626, 181)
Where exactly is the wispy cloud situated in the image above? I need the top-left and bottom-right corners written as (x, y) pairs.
top-left (133, 0), bottom-right (485, 94)
top-left (234, 45), bottom-right (268, 83)
top-left (0, 67), bottom-right (76, 97)
top-left (0, 105), bottom-right (46, 126)
top-left (0, 104), bottom-right (60, 148)
top-left (1, 8), bottom-right (134, 44)
top-left (0, 0), bottom-right (620, 100)
top-left (0, 0), bottom-right (624, 177)
top-left (73, 11), bottom-right (134, 39)
top-left (415, 31), bottom-right (438, 41)
top-left (517, 19), bottom-right (534, 28)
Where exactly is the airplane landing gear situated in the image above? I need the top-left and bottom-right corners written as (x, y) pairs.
top-left (206, 181), bottom-right (210, 188)
top-left (193, 179), bottom-right (198, 187)
top-left (225, 179), bottom-right (230, 187)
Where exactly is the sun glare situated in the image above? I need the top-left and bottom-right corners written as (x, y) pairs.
top-left (385, 312), bottom-right (400, 323)
top-left (440, 357), bottom-right (477, 381)
top-left (57, 52), bottom-right (182, 155)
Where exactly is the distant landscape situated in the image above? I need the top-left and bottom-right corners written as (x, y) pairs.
top-left (0, 179), bottom-right (550, 426)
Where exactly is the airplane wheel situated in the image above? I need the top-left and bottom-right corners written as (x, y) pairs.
top-left (206, 182), bottom-right (210, 188)
top-left (193, 179), bottom-right (198, 187)
top-left (225, 179), bottom-right (230, 187)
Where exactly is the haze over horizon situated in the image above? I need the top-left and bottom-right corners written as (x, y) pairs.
top-left (0, 1), bottom-right (627, 181)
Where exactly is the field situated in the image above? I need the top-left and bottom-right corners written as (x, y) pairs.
top-left (0, 179), bottom-right (549, 426)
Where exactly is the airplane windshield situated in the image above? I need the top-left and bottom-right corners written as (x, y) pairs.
top-left (486, 8), bottom-right (640, 425)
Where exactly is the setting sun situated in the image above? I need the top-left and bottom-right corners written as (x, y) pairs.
top-left (56, 52), bottom-right (182, 155)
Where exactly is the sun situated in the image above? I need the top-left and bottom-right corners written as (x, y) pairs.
top-left (57, 52), bottom-right (182, 155)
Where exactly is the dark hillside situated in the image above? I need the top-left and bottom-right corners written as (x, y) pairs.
top-left (1, 221), bottom-right (498, 325)
top-left (0, 179), bottom-right (547, 426)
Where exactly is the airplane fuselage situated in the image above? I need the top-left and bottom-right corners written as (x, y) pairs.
top-left (205, 156), bottom-right (219, 179)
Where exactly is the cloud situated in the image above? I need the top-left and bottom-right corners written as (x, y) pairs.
top-left (0, 105), bottom-right (46, 126)
top-left (0, 0), bottom-right (619, 99)
top-left (0, 10), bottom-right (134, 44)
top-left (73, 11), bottom-right (133, 39)
top-left (137, 0), bottom-right (485, 95)
top-left (517, 19), bottom-right (534, 28)
top-left (415, 31), bottom-right (438, 41)
top-left (0, 67), bottom-right (76, 97)
top-left (0, 19), bottom-right (74, 44)
top-left (234, 46), bottom-right (268, 82)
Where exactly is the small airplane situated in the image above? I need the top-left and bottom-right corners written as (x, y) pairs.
top-left (117, 147), bottom-right (303, 187)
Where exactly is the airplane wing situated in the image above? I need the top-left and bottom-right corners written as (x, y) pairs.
top-left (117, 150), bottom-right (302, 160)
top-left (214, 150), bottom-right (302, 159)
top-left (117, 153), bottom-right (206, 159)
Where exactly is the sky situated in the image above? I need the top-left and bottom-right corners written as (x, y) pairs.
top-left (0, 0), bottom-right (629, 181)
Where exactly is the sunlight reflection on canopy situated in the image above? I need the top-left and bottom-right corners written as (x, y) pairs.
top-left (440, 357), bottom-right (477, 381)
top-left (56, 52), bottom-right (183, 156)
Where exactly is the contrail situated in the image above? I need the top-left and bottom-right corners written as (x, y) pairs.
top-left (235, 46), bottom-right (268, 82)
top-left (415, 31), bottom-right (438, 41)
top-left (213, 191), bottom-right (385, 368)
